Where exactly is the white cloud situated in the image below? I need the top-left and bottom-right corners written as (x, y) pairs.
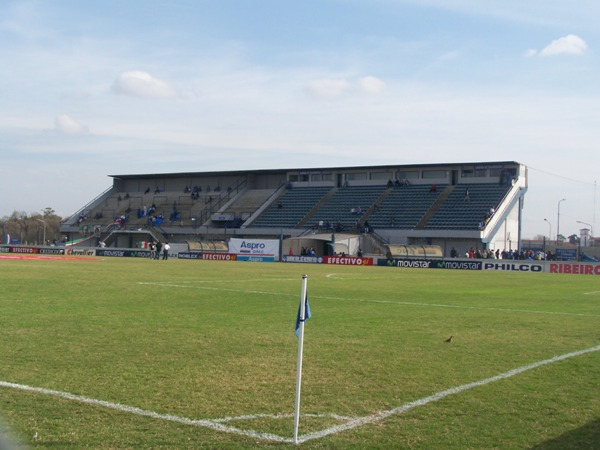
top-left (54, 114), bottom-right (89, 135)
top-left (539, 34), bottom-right (587, 56)
top-left (305, 78), bottom-right (351, 98)
top-left (111, 71), bottom-right (178, 98)
top-left (358, 76), bottom-right (385, 94)
top-left (524, 48), bottom-right (538, 58)
top-left (305, 76), bottom-right (385, 98)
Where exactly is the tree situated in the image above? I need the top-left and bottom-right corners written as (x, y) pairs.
top-left (568, 234), bottom-right (580, 245)
top-left (0, 209), bottom-right (63, 245)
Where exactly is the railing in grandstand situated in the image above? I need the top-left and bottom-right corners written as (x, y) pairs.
top-left (63, 185), bottom-right (113, 226)
top-left (194, 178), bottom-right (247, 225)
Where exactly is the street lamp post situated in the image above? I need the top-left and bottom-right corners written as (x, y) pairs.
top-left (544, 218), bottom-right (552, 242)
top-left (556, 198), bottom-right (566, 245)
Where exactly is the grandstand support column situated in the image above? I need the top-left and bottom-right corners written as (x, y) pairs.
top-left (279, 230), bottom-right (283, 260)
top-left (517, 195), bottom-right (524, 252)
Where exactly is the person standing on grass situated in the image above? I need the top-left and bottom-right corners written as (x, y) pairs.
top-left (155, 241), bottom-right (162, 260)
top-left (163, 242), bottom-right (170, 260)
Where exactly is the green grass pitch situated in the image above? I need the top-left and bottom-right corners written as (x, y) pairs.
top-left (0, 257), bottom-right (599, 448)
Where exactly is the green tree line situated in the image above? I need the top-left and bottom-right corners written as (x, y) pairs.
top-left (1, 208), bottom-right (63, 245)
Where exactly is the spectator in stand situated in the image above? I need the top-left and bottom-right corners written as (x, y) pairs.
top-left (429, 184), bottom-right (438, 193)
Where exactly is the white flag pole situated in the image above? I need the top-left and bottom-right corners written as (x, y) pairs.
top-left (293, 274), bottom-right (308, 444)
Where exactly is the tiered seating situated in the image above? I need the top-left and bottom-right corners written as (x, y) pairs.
top-left (249, 186), bottom-right (332, 228)
top-left (366, 185), bottom-right (443, 230)
top-left (222, 189), bottom-right (275, 219)
top-left (305, 186), bottom-right (387, 231)
top-left (92, 190), bottom-right (213, 228)
top-left (425, 184), bottom-right (510, 230)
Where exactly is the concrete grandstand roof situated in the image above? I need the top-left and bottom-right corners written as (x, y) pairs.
top-left (109, 160), bottom-right (523, 179)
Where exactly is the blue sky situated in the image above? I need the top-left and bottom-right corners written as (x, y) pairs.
top-left (1, 0), bottom-right (598, 239)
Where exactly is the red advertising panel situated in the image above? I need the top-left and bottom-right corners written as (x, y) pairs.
top-left (323, 256), bottom-right (373, 266)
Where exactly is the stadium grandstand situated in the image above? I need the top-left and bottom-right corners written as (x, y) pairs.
top-left (60, 161), bottom-right (527, 258)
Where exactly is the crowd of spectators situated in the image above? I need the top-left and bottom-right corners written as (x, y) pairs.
top-left (300, 246), bottom-right (316, 256)
top-left (387, 178), bottom-right (410, 188)
top-left (451, 247), bottom-right (556, 260)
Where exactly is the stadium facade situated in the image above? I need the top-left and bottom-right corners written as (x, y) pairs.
top-left (60, 160), bottom-right (527, 258)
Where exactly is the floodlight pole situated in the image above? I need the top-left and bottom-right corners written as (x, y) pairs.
top-left (556, 198), bottom-right (566, 245)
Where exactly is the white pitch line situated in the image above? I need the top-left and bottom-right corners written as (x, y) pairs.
top-left (137, 281), bottom-right (299, 298)
top-left (314, 294), bottom-right (600, 318)
top-left (0, 381), bottom-right (292, 443)
top-left (296, 343), bottom-right (600, 443)
top-left (138, 281), bottom-right (600, 317)
top-left (362, 298), bottom-right (600, 318)
top-left (1, 344), bottom-right (598, 444)
top-left (326, 273), bottom-right (384, 280)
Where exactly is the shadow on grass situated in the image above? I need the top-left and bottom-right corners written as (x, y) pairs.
top-left (530, 419), bottom-right (600, 449)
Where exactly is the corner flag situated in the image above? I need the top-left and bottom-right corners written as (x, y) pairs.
top-left (293, 275), bottom-right (310, 443)
top-left (295, 295), bottom-right (311, 338)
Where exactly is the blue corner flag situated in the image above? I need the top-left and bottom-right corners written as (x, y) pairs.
top-left (295, 295), bottom-right (311, 338)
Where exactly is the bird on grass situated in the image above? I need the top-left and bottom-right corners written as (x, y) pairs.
top-left (443, 335), bottom-right (453, 343)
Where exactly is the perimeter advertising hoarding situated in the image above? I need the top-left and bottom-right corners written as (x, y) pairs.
top-left (96, 249), bottom-right (152, 258)
top-left (228, 238), bottom-right (279, 262)
top-left (202, 252), bottom-right (237, 261)
top-left (377, 258), bottom-right (481, 270)
top-left (482, 262), bottom-right (544, 272)
top-left (177, 252), bottom-right (203, 259)
top-left (282, 256), bottom-right (374, 265)
top-left (323, 256), bottom-right (374, 265)
top-left (548, 262), bottom-right (600, 275)
top-left (42, 248), bottom-right (67, 255)
top-left (0, 245), bottom-right (67, 256)
top-left (6, 246), bottom-right (38, 254)
top-left (282, 255), bottom-right (323, 264)
top-left (177, 252), bottom-right (238, 261)
top-left (66, 248), bottom-right (94, 256)
top-left (378, 258), bottom-right (600, 275)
